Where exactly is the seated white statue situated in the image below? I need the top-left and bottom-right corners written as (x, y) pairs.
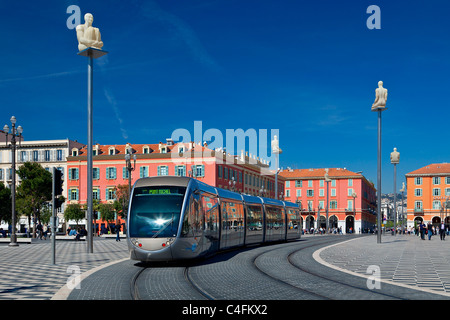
top-left (76, 13), bottom-right (104, 51)
top-left (371, 81), bottom-right (388, 110)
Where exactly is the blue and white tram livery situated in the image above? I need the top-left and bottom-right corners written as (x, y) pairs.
top-left (127, 176), bottom-right (301, 262)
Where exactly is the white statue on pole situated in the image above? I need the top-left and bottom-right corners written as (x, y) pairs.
top-left (76, 13), bottom-right (104, 51)
top-left (271, 135), bottom-right (282, 154)
top-left (390, 147), bottom-right (400, 164)
top-left (371, 81), bottom-right (388, 111)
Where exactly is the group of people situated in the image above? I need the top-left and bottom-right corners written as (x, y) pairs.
top-left (66, 224), bottom-right (122, 241)
top-left (416, 222), bottom-right (447, 241)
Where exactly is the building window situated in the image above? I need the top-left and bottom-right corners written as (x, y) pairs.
top-left (143, 147), bottom-right (149, 154)
top-left (415, 201), bottom-right (423, 209)
top-left (295, 180), bottom-right (302, 187)
top-left (69, 168), bottom-right (79, 180)
top-left (20, 151), bottom-right (27, 162)
top-left (69, 188), bottom-right (79, 201)
top-left (93, 189), bottom-right (100, 200)
top-left (218, 165), bottom-right (222, 178)
top-left (331, 180), bottom-right (336, 187)
top-left (308, 180), bottom-right (313, 187)
top-left (331, 189), bottom-right (336, 197)
top-left (57, 149), bottom-right (63, 161)
top-left (307, 189), bottom-right (314, 197)
top-left (330, 200), bottom-right (338, 209)
top-left (319, 201), bottom-right (324, 209)
top-left (307, 201), bottom-right (313, 211)
top-left (296, 189), bottom-right (301, 197)
top-left (175, 165), bottom-right (186, 177)
top-left (106, 188), bottom-right (116, 200)
top-left (193, 165), bottom-right (205, 177)
top-left (286, 181), bottom-right (290, 188)
top-left (93, 168), bottom-right (100, 180)
top-left (123, 167), bottom-right (129, 179)
top-left (140, 166), bottom-right (148, 178)
top-left (347, 188), bottom-right (353, 197)
top-left (415, 177), bottom-right (422, 185)
top-left (347, 200), bottom-right (353, 210)
top-left (33, 150), bottom-right (38, 162)
top-left (72, 149), bottom-right (78, 156)
top-left (433, 188), bottom-right (441, 196)
top-left (286, 189), bottom-right (290, 197)
top-left (319, 189), bottom-right (324, 197)
top-left (106, 167), bottom-right (117, 179)
top-left (432, 201), bottom-right (441, 210)
top-left (446, 188), bottom-right (450, 196)
top-left (415, 188), bottom-right (422, 197)
top-left (348, 179), bottom-right (353, 187)
top-left (109, 147), bottom-right (115, 155)
top-left (433, 177), bottom-right (441, 185)
top-left (45, 150), bottom-right (50, 161)
top-left (158, 165), bottom-right (169, 176)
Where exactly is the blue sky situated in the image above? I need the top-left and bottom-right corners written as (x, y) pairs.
top-left (1, 0), bottom-right (449, 194)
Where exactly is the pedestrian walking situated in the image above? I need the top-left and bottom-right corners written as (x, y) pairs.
top-left (427, 222), bottom-right (433, 240)
top-left (116, 224), bottom-right (121, 242)
top-left (420, 222), bottom-right (426, 240)
top-left (440, 222), bottom-right (446, 241)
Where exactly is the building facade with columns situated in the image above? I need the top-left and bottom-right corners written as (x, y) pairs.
top-left (405, 163), bottom-right (450, 229)
top-left (280, 168), bottom-right (377, 233)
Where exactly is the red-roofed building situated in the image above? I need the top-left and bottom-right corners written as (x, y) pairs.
top-left (280, 168), bottom-right (377, 233)
top-left (66, 140), bottom-right (285, 233)
top-left (405, 163), bottom-right (450, 229)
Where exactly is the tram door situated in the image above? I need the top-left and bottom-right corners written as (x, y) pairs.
top-left (200, 192), bottom-right (219, 253)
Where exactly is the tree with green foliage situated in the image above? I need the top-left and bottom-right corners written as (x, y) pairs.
top-left (64, 203), bottom-right (85, 227)
top-left (0, 182), bottom-right (11, 224)
top-left (98, 202), bottom-right (116, 233)
top-left (16, 162), bottom-right (52, 238)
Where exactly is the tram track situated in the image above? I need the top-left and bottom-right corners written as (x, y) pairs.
top-left (253, 236), bottom-right (407, 300)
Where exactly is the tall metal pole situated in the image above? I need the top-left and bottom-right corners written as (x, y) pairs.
top-left (52, 168), bottom-right (56, 264)
top-left (9, 125), bottom-right (18, 247)
top-left (377, 110), bottom-right (382, 243)
top-left (86, 51), bottom-right (93, 254)
top-left (393, 163), bottom-right (397, 235)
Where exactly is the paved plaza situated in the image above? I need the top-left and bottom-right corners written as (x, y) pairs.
top-left (318, 233), bottom-right (450, 297)
top-left (0, 234), bottom-right (449, 299)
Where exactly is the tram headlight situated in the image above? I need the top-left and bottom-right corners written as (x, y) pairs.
top-left (130, 238), bottom-right (142, 248)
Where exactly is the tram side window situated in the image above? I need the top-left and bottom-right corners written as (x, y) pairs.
top-left (247, 205), bottom-right (263, 231)
top-left (201, 194), bottom-right (219, 232)
top-left (181, 193), bottom-right (201, 237)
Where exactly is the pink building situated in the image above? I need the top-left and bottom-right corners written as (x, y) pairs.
top-left (280, 168), bottom-right (377, 233)
top-left (66, 140), bottom-right (285, 231)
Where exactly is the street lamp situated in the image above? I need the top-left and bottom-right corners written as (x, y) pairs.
top-left (390, 148), bottom-right (400, 235)
top-left (125, 154), bottom-right (137, 195)
top-left (324, 169), bottom-right (331, 233)
top-left (229, 177), bottom-right (236, 192)
top-left (371, 80), bottom-right (388, 243)
top-left (76, 13), bottom-right (108, 254)
top-left (3, 116), bottom-right (23, 247)
top-left (400, 182), bottom-right (405, 233)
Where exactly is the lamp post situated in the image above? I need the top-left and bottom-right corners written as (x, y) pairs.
top-left (76, 13), bottom-right (108, 254)
top-left (229, 177), bottom-right (236, 192)
top-left (400, 182), bottom-right (405, 233)
top-left (125, 154), bottom-right (137, 195)
top-left (3, 116), bottom-right (23, 247)
top-left (390, 148), bottom-right (399, 235)
top-left (324, 169), bottom-right (331, 233)
top-left (371, 81), bottom-right (388, 243)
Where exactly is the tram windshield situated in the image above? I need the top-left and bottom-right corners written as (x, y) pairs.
top-left (129, 186), bottom-right (186, 238)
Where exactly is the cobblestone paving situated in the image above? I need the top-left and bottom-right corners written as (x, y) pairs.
top-left (318, 234), bottom-right (450, 295)
top-left (0, 239), bottom-right (129, 300)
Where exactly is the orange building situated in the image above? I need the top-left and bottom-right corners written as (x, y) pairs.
top-left (65, 140), bottom-right (284, 232)
top-left (280, 168), bottom-right (377, 233)
top-left (405, 163), bottom-right (450, 229)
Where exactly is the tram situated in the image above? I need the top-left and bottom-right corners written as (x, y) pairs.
top-left (127, 176), bottom-right (301, 262)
